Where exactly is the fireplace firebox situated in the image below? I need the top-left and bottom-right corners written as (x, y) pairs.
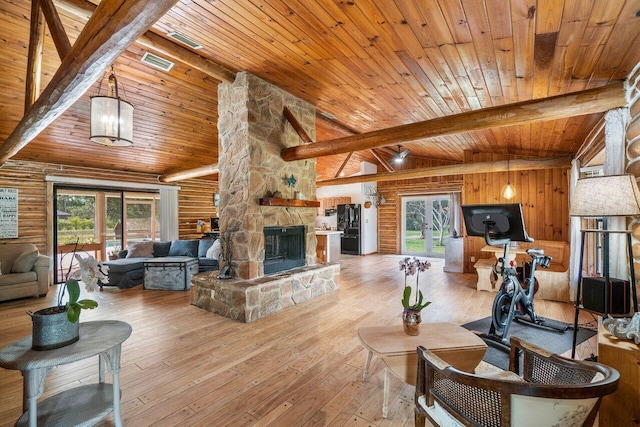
top-left (263, 226), bottom-right (306, 274)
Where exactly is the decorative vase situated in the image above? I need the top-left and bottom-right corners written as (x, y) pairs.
top-left (402, 309), bottom-right (421, 336)
top-left (28, 306), bottom-right (79, 351)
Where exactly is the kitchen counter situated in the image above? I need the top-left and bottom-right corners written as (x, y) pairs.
top-left (315, 230), bottom-right (342, 262)
top-left (315, 230), bottom-right (343, 235)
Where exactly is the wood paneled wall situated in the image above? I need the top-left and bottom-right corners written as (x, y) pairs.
top-left (462, 151), bottom-right (570, 273)
top-left (377, 157), bottom-right (463, 254)
top-left (376, 152), bottom-right (570, 274)
top-left (0, 160), bottom-right (218, 257)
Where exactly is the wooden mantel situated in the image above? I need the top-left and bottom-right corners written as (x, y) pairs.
top-left (259, 198), bottom-right (320, 208)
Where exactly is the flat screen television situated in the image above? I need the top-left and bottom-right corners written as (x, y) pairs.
top-left (210, 217), bottom-right (220, 231)
top-left (461, 203), bottom-right (532, 244)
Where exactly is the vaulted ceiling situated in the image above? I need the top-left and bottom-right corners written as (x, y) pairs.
top-left (1, 0), bottom-right (639, 182)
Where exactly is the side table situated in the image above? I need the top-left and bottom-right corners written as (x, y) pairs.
top-left (0, 320), bottom-right (132, 427)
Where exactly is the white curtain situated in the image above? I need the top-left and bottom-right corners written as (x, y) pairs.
top-left (159, 187), bottom-right (179, 241)
top-left (569, 159), bottom-right (582, 301)
top-left (451, 192), bottom-right (461, 237)
top-left (604, 108), bottom-right (628, 279)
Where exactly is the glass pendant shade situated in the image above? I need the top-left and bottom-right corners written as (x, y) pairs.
top-left (502, 181), bottom-right (516, 199)
top-left (90, 68), bottom-right (133, 146)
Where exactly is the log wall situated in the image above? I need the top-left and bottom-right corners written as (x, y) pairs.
top-left (376, 152), bottom-right (570, 274)
top-left (377, 157), bottom-right (463, 254)
top-left (462, 151), bottom-right (570, 273)
top-left (0, 160), bottom-right (218, 257)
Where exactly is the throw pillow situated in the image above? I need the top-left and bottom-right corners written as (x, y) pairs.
top-left (168, 240), bottom-right (199, 257)
top-left (207, 239), bottom-right (222, 260)
top-left (11, 250), bottom-right (39, 273)
top-left (126, 241), bottom-right (154, 258)
top-left (198, 239), bottom-right (215, 257)
top-left (153, 241), bottom-right (172, 257)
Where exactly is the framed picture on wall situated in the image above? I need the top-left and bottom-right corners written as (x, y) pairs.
top-left (0, 188), bottom-right (18, 238)
top-left (213, 193), bottom-right (220, 207)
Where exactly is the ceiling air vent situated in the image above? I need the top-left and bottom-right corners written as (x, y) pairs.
top-left (167, 32), bottom-right (203, 49)
top-left (141, 52), bottom-right (174, 72)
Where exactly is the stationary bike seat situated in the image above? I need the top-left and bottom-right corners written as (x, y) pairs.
top-left (526, 248), bottom-right (544, 257)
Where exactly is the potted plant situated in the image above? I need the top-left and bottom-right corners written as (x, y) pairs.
top-left (399, 257), bottom-right (431, 335)
top-left (29, 250), bottom-right (109, 350)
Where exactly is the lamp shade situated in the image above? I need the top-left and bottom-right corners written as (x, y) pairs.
top-left (90, 96), bottom-right (134, 146)
top-left (90, 67), bottom-right (133, 147)
top-left (569, 174), bottom-right (640, 217)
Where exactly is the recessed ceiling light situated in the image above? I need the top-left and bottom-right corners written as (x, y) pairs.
top-left (167, 32), bottom-right (203, 50)
top-left (141, 52), bottom-right (175, 72)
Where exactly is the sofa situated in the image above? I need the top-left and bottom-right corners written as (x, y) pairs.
top-left (103, 239), bottom-right (220, 289)
top-left (0, 243), bottom-right (50, 302)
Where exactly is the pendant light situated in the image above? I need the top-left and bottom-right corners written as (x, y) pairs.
top-left (90, 66), bottom-right (134, 146)
top-left (502, 158), bottom-right (516, 200)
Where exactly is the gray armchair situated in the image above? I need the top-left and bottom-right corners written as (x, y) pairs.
top-left (0, 243), bottom-right (50, 302)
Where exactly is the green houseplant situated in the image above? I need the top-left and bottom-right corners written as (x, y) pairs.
top-left (29, 250), bottom-right (109, 350)
top-left (399, 257), bottom-right (431, 335)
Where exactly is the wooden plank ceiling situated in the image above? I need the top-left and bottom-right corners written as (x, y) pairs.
top-left (0, 0), bottom-right (639, 181)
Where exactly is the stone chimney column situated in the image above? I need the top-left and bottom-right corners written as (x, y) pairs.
top-left (217, 72), bottom-right (317, 280)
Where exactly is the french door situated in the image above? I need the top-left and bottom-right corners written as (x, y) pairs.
top-left (401, 195), bottom-right (451, 257)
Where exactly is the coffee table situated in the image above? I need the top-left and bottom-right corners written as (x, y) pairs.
top-left (143, 256), bottom-right (198, 290)
top-left (358, 322), bottom-right (487, 418)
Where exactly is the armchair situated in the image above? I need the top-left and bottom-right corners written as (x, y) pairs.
top-left (415, 336), bottom-right (619, 427)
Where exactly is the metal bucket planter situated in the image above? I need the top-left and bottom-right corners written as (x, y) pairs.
top-left (28, 307), bottom-right (79, 351)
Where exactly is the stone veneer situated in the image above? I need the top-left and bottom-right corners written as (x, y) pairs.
top-left (190, 72), bottom-right (339, 322)
top-left (191, 264), bottom-right (339, 323)
top-left (217, 72), bottom-right (318, 280)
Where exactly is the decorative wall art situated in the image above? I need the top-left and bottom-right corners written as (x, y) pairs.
top-left (0, 188), bottom-right (18, 238)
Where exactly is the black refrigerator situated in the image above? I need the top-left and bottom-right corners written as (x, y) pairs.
top-left (337, 203), bottom-right (361, 255)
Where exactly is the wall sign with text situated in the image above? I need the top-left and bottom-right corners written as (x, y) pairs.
top-left (0, 188), bottom-right (18, 238)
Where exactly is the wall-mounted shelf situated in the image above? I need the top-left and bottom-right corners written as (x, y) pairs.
top-left (259, 198), bottom-right (320, 208)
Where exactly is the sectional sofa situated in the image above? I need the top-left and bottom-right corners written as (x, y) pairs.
top-left (0, 243), bottom-right (50, 302)
top-left (103, 239), bottom-right (219, 289)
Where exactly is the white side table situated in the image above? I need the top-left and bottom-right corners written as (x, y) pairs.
top-left (0, 320), bottom-right (132, 427)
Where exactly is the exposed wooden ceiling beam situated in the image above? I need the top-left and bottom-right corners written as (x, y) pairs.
top-left (333, 152), bottom-right (354, 178)
top-left (369, 149), bottom-right (395, 173)
top-left (54, 0), bottom-right (236, 84)
top-left (25, 0), bottom-right (46, 112)
top-left (283, 83), bottom-right (626, 162)
top-left (40, 0), bottom-right (71, 59)
top-left (284, 107), bottom-right (313, 144)
top-left (317, 156), bottom-right (572, 187)
top-left (159, 163), bottom-right (219, 183)
top-left (0, 0), bottom-right (180, 165)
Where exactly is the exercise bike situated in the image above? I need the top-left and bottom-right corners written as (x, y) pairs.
top-left (486, 232), bottom-right (553, 344)
top-left (462, 204), bottom-right (569, 347)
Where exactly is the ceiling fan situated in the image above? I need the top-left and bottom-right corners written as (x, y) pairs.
top-left (393, 144), bottom-right (410, 163)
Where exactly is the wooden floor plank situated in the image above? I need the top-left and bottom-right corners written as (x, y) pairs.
top-left (0, 254), bottom-right (595, 426)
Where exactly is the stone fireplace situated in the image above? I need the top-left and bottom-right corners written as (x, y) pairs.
top-left (217, 71), bottom-right (318, 279)
top-left (263, 226), bottom-right (306, 274)
top-left (190, 72), bottom-right (339, 322)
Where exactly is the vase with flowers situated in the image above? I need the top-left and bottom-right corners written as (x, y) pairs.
top-left (29, 247), bottom-right (109, 350)
top-left (399, 256), bottom-right (431, 336)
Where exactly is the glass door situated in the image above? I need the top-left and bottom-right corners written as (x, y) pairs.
top-left (54, 187), bottom-right (159, 284)
top-left (401, 195), bottom-right (451, 257)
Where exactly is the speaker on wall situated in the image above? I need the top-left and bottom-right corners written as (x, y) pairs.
top-left (582, 277), bottom-right (631, 314)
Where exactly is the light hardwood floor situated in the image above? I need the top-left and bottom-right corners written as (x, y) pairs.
top-left (0, 255), bottom-right (598, 426)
